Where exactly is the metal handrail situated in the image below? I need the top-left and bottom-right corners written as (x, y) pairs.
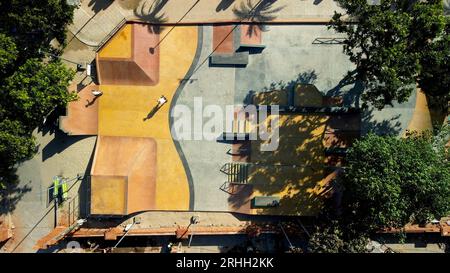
top-left (95, 18), bottom-right (127, 52)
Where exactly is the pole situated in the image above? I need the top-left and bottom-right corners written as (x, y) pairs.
top-left (112, 221), bottom-right (137, 251)
top-left (279, 223), bottom-right (294, 250)
top-left (54, 198), bottom-right (58, 228)
top-left (187, 216), bottom-right (199, 248)
top-left (188, 230), bottom-right (194, 248)
top-left (296, 219), bottom-right (311, 237)
top-left (112, 222), bottom-right (134, 249)
top-left (53, 176), bottom-right (60, 228)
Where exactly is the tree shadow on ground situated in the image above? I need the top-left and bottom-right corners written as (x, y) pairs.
top-left (230, 72), bottom-right (363, 216)
top-left (41, 127), bottom-right (91, 162)
top-left (361, 112), bottom-right (402, 136)
top-left (326, 70), bottom-right (402, 136)
top-left (87, 0), bottom-right (114, 13)
top-left (243, 114), bottom-right (337, 216)
top-left (134, 0), bottom-right (169, 34)
top-left (0, 169), bottom-right (32, 216)
top-left (243, 70), bottom-right (318, 105)
top-left (326, 70), bottom-right (362, 107)
top-left (263, 70), bottom-right (318, 92)
top-left (37, 106), bottom-right (66, 137)
top-left (117, 0), bottom-right (143, 10)
top-left (233, 0), bottom-right (285, 34)
top-left (217, 0), bottom-right (236, 12)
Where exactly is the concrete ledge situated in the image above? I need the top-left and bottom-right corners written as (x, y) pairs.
top-left (251, 196), bottom-right (281, 208)
top-left (237, 44), bottom-right (266, 54)
top-left (234, 25), bottom-right (266, 54)
top-left (218, 132), bottom-right (254, 142)
top-left (255, 105), bottom-right (360, 114)
top-left (209, 52), bottom-right (249, 67)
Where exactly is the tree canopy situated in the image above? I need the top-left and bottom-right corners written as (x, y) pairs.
top-left (0, 0), bottom-right (75, 61)
top-left (0, 1), bottom-right (76, 188)
top-left (340, 133), bottom-right (450, 232)
top-left (1, 58), bottom-right (76, 131)
top-left (0, 33), bottom-right (17, 72)
top-left (331, 0), bottom-right (450, 109)
top-left (307, 224), bottom-right (369, 253)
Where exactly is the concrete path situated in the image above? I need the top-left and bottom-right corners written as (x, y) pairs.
top-left (68, 0), bottom-right (343, 46)
top-left (176, 25), bottom-right (236, 212)
top-left (1, 126), bottom-right (95, 253)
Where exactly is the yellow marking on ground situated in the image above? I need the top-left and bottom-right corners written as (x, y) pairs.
top-left (90, 176), bottom-right (127, 215)
top-left (294, 84), bottom-right (323, 107)
top-left (248, 114), bottom-right (330, 215)
top-left (253, 90), bottom-right (288, 105)
top-left (252, 114), bottom-right (328, 165)
top-left (405, 89), bottom-right (433, 135)
top-left (98, 24), bottom-right (132, 59)
top-left (98, 26), bottom-right (198, 210)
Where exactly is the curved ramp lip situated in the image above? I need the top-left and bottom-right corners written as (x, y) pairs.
top-left (169, 25), bottom-right (204, 211)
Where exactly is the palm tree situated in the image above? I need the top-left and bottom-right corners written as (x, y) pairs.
top-left (134, 0), bottom-right (169, 33)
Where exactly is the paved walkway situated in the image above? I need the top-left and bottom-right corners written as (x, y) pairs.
top-left (68, 0), bottom-right (342, 46)
top-left (1, 128), bottom-right (96, 253)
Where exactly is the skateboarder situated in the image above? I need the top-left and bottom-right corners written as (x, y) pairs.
top-left (92, 90), bottom-right (103, 97)
top-left (157, 95), bottom-right (167, 106)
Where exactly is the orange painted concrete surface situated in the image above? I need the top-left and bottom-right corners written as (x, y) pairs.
top-left (240, 24), bottom-right (262, 45)
top-left (213, 25), bottom-right (235, 53)
top-left (90, 136), bottom-right (157, 215)
top-left (95, 24), bottom-right (198, 212)
top-left (405, 89), bottom-right (433, 134)
top-left (97, 23), bottom-right (160, 86)
top-left (59, 83), bottom-right (99, 135)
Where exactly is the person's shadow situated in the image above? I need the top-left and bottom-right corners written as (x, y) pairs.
top-left (85, 96), bottom-right (100, 107)
top-left (143, 104), bottom-right (163, 121)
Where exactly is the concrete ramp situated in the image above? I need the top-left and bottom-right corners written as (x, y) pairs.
top-left (96, 23), bottom-right (160, 86)
top-left (90, 136), bottom-right (157, 215)
top-left (59, 84), bottom-right (99, 136)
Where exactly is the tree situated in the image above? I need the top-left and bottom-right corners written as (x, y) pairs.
top-left (0, 119), bottom-right (35, 165)
top-left (0, 119), bottom-right (36, 188)
top-left (341, 133), bottom-right (450, 233)
top-left (0, 0), bottom-right (75, 61)
top-left (307, 224), bottom-right (369, 253)
top-left (1, 58), bottom-right (77, 130)
top-left (418, 19), bottom-right (450, 99)
top-left (331, 0), bottom-right (449, 109)
top-left (308, 225), bottom-right (344, 253)
top-left (0, 33), bottom-right (17, 73)
top-left (0, 2), bottom-right (76, 189)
